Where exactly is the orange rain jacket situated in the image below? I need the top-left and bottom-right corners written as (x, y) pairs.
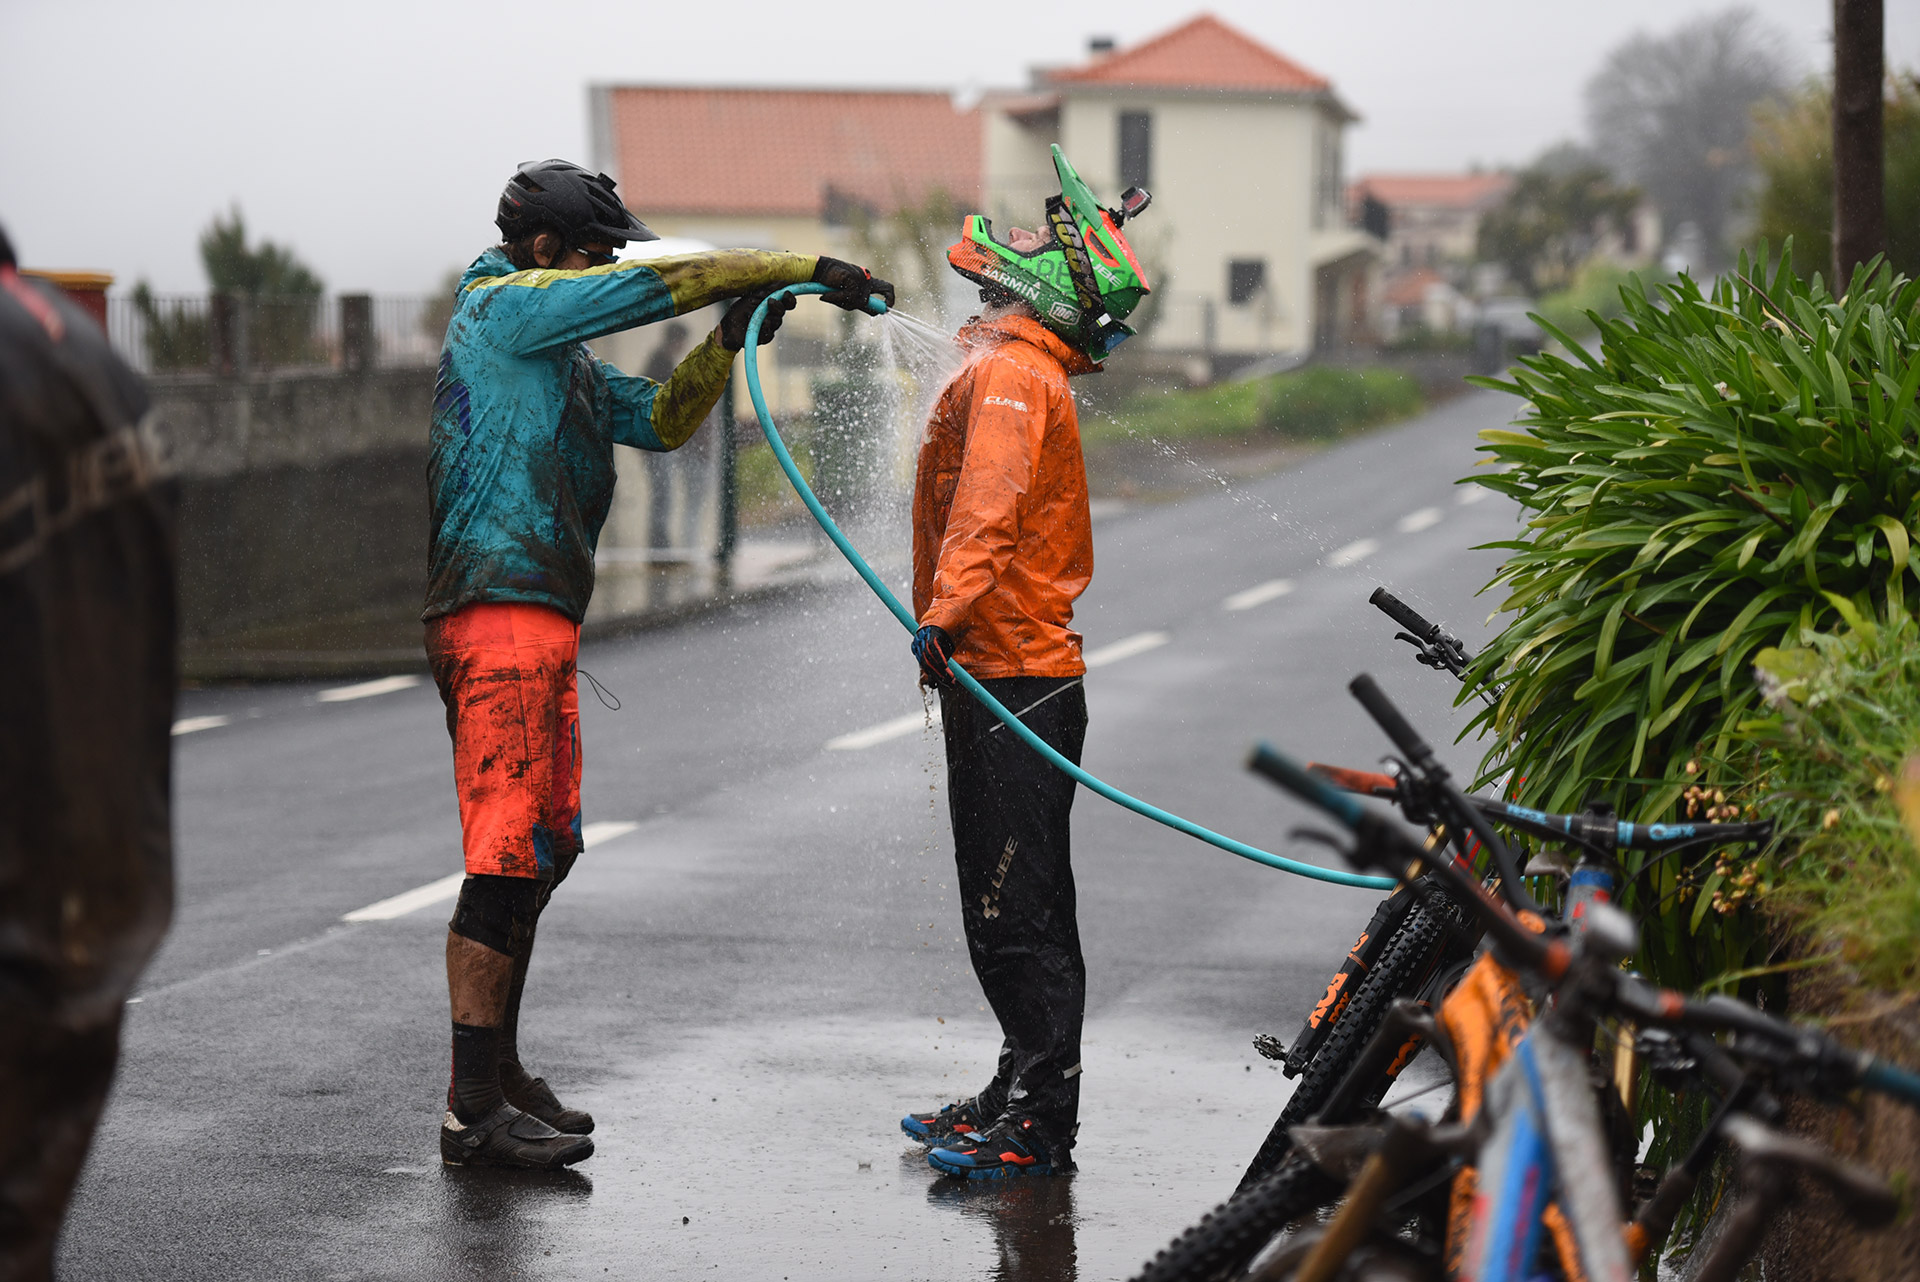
top-left (912, 312), bottom-right (1099, 679)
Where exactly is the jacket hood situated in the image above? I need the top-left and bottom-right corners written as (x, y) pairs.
top-left (959, 311), bottom-right (1101, 377)
top-left (461, 247), bottom-right (515, 290)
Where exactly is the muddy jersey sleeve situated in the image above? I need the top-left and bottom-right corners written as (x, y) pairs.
top-left (920, 356), bottom-right (1048, 637)
top-left (463, 250), bottom-right (816, 358)
top-left (603, 334), bottom-right (734, 452)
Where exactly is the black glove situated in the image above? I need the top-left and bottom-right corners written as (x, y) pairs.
top-left (912, 624), bottom-right (956, 689)
top-left (718, 287), bottom-right (796, 352)
top-left (812, 257), bottom-right (896, 312)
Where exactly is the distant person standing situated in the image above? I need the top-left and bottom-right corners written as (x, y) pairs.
top-left (0, 223), bottom-right (177, 1278)
top-left (425, 159), bottom-right (891, 1169)
top-left (901, 147), bottom-right (1152, 1178)
top-left (642, 320), bottom-right (691, 550)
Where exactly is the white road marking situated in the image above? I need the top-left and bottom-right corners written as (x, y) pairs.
top-left (1085, 630), bottom-right (1171, 667)
top-left (1326, 538), bottom-right (1379, 568)
top-left (1397, 507), bottom-right (1444, 534)
top-left (826, 628), bottom-right (1172, 752)
top-left (342, 819), bottom-right (640, 922)
top-left (828, 708), bottom-right (941, 751)
top-left (343, 872), bottom-right (464, 922)
top-left (1223, 579), bottom-right (1295, 612)
top-left (318, 674), bottom-right (423, 703)
top-left (1457, 486), bottom-right (1490, 505)
top-left (171, 715), bottom-right (230, 736)
top-left (581, 820), bottom-right (638, 847)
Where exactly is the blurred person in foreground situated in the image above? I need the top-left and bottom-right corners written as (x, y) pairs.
top-left (426, 160), bottom-right (891, 1169)
top-left (0, 223), bottom-right (176, 1278)
top-left (901, 147), bottom-right (1152, 1179)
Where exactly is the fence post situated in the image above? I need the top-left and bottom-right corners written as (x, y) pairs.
top-left (210, 292), bottom-right (238, 376)
top-left (717, 367), bottom-right (737, 589)
top-left (340, 294), bottom-right (374, 372)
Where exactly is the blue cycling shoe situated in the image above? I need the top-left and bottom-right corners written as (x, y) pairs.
top-left (901, 1095), bottom-right (993, 1147)
top-left (927, 1116), bottom-right (1071, 1179)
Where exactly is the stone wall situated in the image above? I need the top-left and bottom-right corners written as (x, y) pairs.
top-left (157, 365), bottom-right (727, 680)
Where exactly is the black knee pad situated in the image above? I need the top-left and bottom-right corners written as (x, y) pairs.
top-left (448, 874), bottom-right (541, 956)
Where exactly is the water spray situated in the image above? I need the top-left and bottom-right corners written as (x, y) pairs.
top-left (742, 284), bottom-right (1393, 892)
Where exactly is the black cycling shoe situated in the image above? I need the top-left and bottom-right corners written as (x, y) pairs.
top-left (928, 1115), bottom-right (1072, 1179)
top-left (506, 1074), bottom-right (594, 1135)
top-left (440, 1104), bottom-right (595, 1168)
top-left (901, 1095), bottom-right (994, 1147)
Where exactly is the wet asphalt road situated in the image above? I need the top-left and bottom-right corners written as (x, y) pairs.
top-left (60, 391), bottom-right (1519, 1282)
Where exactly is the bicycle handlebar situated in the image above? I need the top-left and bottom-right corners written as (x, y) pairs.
top-left (1249, 742), bottom-right (1567, 979)
top-left (1304, 764), bottom-right (1774, 856)
top-left (1369, 586), bottom-right (1442, 643)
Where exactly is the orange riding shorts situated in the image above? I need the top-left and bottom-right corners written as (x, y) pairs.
top-left (425, 602), bottom-right (582, 880)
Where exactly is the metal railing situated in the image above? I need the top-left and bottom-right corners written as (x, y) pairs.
top-left (108, 291), bottom-right (447, 375)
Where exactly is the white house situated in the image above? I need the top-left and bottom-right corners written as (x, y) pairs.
top-left (982, 15), bottom-right (1377, 368)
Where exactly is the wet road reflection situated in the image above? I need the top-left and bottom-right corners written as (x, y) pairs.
top-left (428, 1166), bottom-right (593, 1279)
top-left (922, 1160), bottom-right (1079, 1282)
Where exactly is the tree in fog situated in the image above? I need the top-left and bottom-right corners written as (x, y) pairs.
top-left (1752, 75), bottom-right (1920, 282)
top-left (1585, 7), bottom-right (1792, 270)
top-left (198, 207), bottom-right (325, 366)
top-left (1477, 145), bottom-right (1642, 295)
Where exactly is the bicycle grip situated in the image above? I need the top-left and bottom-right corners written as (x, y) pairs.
top-left (1248, 744), bottom-right (1366, 828)
top-left (1863, 1058), bottom-right (1920, 1108)
top-left (1369, 587), bottom-right (1435, 640)
top-left (1348, 674), bottom-right (1435, 768)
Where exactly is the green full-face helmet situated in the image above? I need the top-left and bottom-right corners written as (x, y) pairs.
top-left (947, 144), bottom-right (1152, 360)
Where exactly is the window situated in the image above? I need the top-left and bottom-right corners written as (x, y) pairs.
top-left (1119, 111), bottom-right (1152, 189)
top-left (1228, 260), bottom-right (1266, 305)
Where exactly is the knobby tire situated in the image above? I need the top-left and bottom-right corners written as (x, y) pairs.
top-left (1132, 1153), bottom-right (1340, 1282)
top-left (1236, 904), bottom-right (1449, 1192)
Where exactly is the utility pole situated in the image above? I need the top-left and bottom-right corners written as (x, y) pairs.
top-left (1832, 0), bottom-right (1885, 286)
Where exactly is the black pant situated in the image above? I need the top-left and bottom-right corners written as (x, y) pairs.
top-left (940, 676), bottom-right (1088, 1146)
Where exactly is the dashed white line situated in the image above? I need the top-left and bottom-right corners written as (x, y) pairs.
top-left (1326, 538), bottom-right (1379, 568)
top-left (828, 709), bottom-right (941, 751)
top-left (171, 714), bottom-right (231, 736)
top-left (342, 872), bottom-right (464, 922)
top-left (581, 820), bottom-right (639, 847)
top-left (318, 674), bottom-right (423, 703)
top-left (1084, 630), bottom-right (1171, 667)
top-left (1397, 507), bottom-right (1444, 534)
top-left (1223, 579), bottom-right (1295, 611)
top-left (825, 629), bottom-right (1174, 752)
top-left (1457, 486), bottom-right (1490, 505)
top-left (341, 819), bottom-right (640, 922)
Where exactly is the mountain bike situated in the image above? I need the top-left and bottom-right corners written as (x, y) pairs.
top-left (1134, 614), bottom-right (1770, 1282)
top-left (1237, 740), bottom-right (1920, 1281)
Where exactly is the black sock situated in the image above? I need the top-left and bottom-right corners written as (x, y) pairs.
top-left (448, 1022), bottom-right (504, 1124)
top-left (497, 921), bottom-right (536, 1094)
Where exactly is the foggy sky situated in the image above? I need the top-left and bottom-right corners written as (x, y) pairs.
top-left (4, 0), bottom-right (1913, 295)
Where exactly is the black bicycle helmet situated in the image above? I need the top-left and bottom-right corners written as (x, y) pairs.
top-left (495, 159), bottom-right (657, 248)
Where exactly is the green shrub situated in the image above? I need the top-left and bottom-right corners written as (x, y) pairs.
top-left (1745, 609), bottom-right (1920, 993)
top-left (1091, 366), bottom-right (1423, 446)
top-left (1463, 242), bottom-right (1920, 989)
top-left (1534, 259), bottom-right (1666, 339)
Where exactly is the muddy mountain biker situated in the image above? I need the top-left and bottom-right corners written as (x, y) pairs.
top-left (426, 158), bottom-right (892, 1169)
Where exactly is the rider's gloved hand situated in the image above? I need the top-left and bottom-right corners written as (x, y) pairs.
top-left (813, 257), bottom-right (896, 312)
top-left (718, 287), bottom-right (796, 352)
top-left (911, 624), bottom-right (956, 690)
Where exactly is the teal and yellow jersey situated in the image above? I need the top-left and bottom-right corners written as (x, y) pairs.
top-left (425, 245), bottom-right (815, 623)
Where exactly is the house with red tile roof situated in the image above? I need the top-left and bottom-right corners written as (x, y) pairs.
top-left (1349, 173), bottom-right (1514, 274)
top-left (588, 13), bottom-right (1376, 372)
top-left (985, 14), bottom-right (1378, 363)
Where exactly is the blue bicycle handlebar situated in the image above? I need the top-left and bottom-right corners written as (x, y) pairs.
top-left (740, 286), bottom-right (1393, 892)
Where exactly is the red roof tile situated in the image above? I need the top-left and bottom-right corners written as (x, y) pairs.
top-left (1350, 173), bottom-right (1514, 211)
top-left (604, 87), bottom-right (981, 219)
top-left (1047, 14), bottom-right (1330, 94)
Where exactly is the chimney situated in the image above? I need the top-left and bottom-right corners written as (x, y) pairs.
top-left (1088, 36), bottom-right (1115, 57)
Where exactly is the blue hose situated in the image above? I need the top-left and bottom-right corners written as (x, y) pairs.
top-left (741, 284), bottom-right (1393, 891)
